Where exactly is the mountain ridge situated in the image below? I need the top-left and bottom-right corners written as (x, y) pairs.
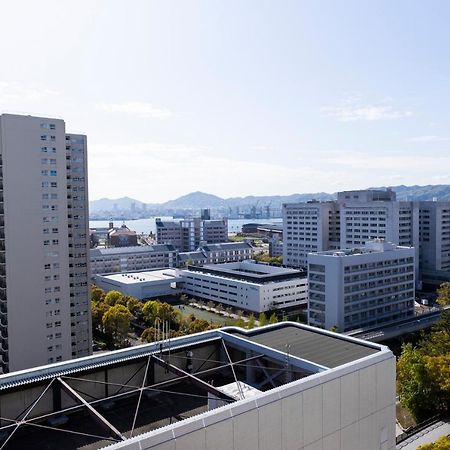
top-left (89, 184), bottom-right (450, 212)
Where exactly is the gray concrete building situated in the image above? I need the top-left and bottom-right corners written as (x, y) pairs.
top-left (0, 114), bottom-right (92, 373)
top-left (308, 240), bottom-right (415, 332)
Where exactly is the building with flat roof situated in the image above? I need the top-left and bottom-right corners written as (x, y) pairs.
top-left (308, 240), bottom-right (415, 332)
top-left (94, 269), bottom-right (182, 299)
top-left (90, 244), bottom-right (177, 274)
top-left (0, 322), bottom-right (396, 450)
top-left (156, 217), bottom-right (228, 252)
top-left (94, 261), bottom-right (307, 312)
top-left (179, 261), bottom-right (307, 313)
top-left (0, 114), bottom-right (92, 374)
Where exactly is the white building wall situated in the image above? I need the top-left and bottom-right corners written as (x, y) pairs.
top-left (107, 349), bottom-right (396, 450)
top-left (308, 242), bottom-right (415, 331)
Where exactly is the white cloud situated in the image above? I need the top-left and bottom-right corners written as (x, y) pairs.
top-left (0, 81), bottom-right (59, 106)
top-left (88, 142), bottom-right (450, 203)
top-left (409, 135), bottom-right (450, 143)
top-left (321, 94), bottom-right (412, 122)
top-left (96, 101), bottom-right (173, 119)
top-left (321, 104), bottom-right (412, 122)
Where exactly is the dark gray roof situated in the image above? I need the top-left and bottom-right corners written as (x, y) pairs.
top-left (90, 244), bottom-right (176, 257)
top-left (200, 242), bottom-right (252, 252)
top-left (231, 324), bottom-right (379, 368)
top-left (178, 251), bottom-right (207, 261)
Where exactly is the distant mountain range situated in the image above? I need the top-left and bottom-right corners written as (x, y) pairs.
top-left (89, 185), bottom-right (450, 214)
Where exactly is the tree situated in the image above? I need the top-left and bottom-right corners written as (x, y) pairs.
top-left (188, 318), bottom-right (210, 334)
top-left (91, 285), bottom-right (104, 303)
top-left (104, 290), bottom-right (125, 307)
top-left (141, 327), bottom-right (157, 343)
top-left (269, 312), bottom-right (278, 324)
top-left (417, 435), bottom-right (450, 449)
top-left (102, 304), bottom-right (133, 346)
top-left (258, 312), bottom-right (268, 326)
top-left (92, 301), bottom-right (110, 332)
top-left (436, 282), bottom-right (450, 306)
top-left (126, 297), bottom-right (142, 317)
top-left (247, 314), bottom-right (256, 329)
top-left (235, 315), bottom-right (245, 328)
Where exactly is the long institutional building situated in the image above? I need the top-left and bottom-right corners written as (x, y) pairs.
top-left (308, 240), bottom-right (415, 332)
top-left (0, 114), bottom-right (91, 373)
top-left (90, 242), bottom-right (253, 274)
top-left (94, 261), bottom-right (308, 313)
top-left (0, 323), bottom-right (396, 450)
top-left (283, 189), bottom-right (450, 280)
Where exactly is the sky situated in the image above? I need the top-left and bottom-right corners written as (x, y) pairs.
top-left (1, 0), bottom-right (450, 203)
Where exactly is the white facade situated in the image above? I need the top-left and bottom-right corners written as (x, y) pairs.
top-left (90, 244), bottom-right (177, 274)
top-left (179, 261), bottom-right (307, 313)
top-left (283, 190), bottom-right (439, 283)
top-left (283, 201), bottom-right (339, 268)
top-left (0, 114), bottom-right (91, 373)
top-left (419, 201), bottom-right (450, 272)
top-left (308, 240), bottom-right (415, 332)
top-left (94, 269), bottom-right (182, 299)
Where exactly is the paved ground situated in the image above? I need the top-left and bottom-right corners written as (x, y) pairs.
top-left (396, 419), bottom-right (450, 449)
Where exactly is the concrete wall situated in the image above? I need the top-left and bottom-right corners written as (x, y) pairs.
top-left (108, 351), bottom-right (396, 450)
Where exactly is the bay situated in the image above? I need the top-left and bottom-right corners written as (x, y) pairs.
top-left (89, 217), bottom-right (282, 235)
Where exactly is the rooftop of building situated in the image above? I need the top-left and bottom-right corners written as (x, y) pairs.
top-left (0, 323), bottom-right (387, 450)
top-left (97, 269), bottom-right (180, 284)
top-left (90, 244), bottom-right (176, 257)
top-left (200, 242), bottom-right (252, 252)
top-left (309, 239), bottom-right (413, 257)
top-left (108, 224), bottom-right (137, 236)
top-left (182, 260), bottom-right (305, 284)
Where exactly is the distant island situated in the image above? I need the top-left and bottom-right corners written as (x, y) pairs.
top-left (89, 184), bottom-right (450, 220)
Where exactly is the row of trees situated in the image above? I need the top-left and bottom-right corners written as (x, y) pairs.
top-left (91, 286), bottom-right (227, 348)
top-left (397, 283), bottom-right (450, 422)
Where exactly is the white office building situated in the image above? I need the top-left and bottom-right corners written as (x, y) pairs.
top-left (0, 114), bottom-right (92, 373)
top-left (283, 189), bottom-right (450, 284)
top-left (308, 240), bottom-right (415, 332)
top-left (179, 261), bottom-right (307, 313)
top-left (283, 201), bottom-right (339, 268)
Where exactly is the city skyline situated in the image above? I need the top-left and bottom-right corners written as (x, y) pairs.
top-left (1, 1), bottom-right (450, 202)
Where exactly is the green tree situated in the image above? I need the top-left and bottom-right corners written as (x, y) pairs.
top-left (397, 343), bottom-right (441, 421)
top-left (141, 327), bottom-right (157, 343)
top-left (247, 314), bottom-right (256, 329)
top-left (91, 285), bottom-right (104, 303)
top-left (92, 301), bottom-right (110, 332)
top-left (436, 282), bottom-right (450, 306)
top-left (258, 312), bottom-right (268, 326)
top-left (235, 315), bottom-right (245, 328)
top-left (102, 304), bottom-right (133, 346)
top-left (126, 297), bottom-right (142, 317)
top-left (104, 290), bottom-right (126, 306)
top-left (417, 435), bottom-right (450, 450)
top-left (269, 312), bottom-right (278, 324)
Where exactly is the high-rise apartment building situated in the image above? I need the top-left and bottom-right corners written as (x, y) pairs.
top-left (0, 114), bottom-right (91, 373)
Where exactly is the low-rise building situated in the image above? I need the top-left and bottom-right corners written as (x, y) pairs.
top-left (198, 242), bottom-right (253, 264)
top-left (90, 244), bottom-right (177, 274)
top-left (179, 261), bottom-right (307, 313)
top-left (308, 240), bottom-right (415, 332)
top-left (108, 222), bottom-right (138, 247)
top-left (94, 269), bottom-right (182, 299)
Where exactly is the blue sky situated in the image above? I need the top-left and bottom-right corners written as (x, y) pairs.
top-left (1, 0), bottom-right (449, 202)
